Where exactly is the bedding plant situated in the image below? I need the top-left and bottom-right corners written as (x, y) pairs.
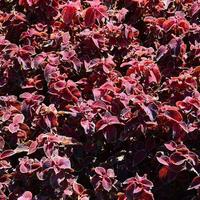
top-left (0, 0), bottom-right (200, 199)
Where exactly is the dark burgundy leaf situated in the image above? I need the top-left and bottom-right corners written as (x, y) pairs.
top-left (96, 115), bottom-right (123, 131)
top-left (189, 176), bottom-right (200, 190)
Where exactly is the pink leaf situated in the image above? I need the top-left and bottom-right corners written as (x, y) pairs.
top-left (85, 0), bottom-right (101, 6)
top-left (53, 156), bottom-right (71, 169)
top-left (95, 5), bottom-right (108, 19)
top-left (92, 100), bottom-right (107, 110)
top-left (0, 136), bottom-right (5, 149)
top-left (107, 169), bottom-right (115, 178)
top-left (2, 111), bottom-right (11, 122)
top-left (13, 114), bottom-right (25, 124)
top-left (54, 81), bottom-right (66, 91)
top-left (164, 141), bottom-right (177, 151)
top-left (20, 163), bottom-right (28, 173)
top-left (102, 177), bottom-right (112, 192)
top-left (17, 191), bottom-right (32, 200)
top-left (140, 178), bottom-right (154, 188)
top-left (116, 8), bottom-right (128, 22)
top-left (8, 123), bottom-right (19, 133)
top-left (80, 118), bottom-right (95, 134)
top-left (28, 141), bottom-right (38, 155)
top-left (94, 167), bottom-right (106, 176)
top-left (156, 155), bottom-right (169, 166)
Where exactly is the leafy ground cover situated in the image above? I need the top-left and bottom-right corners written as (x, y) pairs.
top-left (0, 0), bottom-right (199, 199)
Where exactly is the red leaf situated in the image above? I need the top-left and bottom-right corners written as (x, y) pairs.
top-left (117, 193), bottom-right (127, 200)
top-left (170, 152), bottom-right (186, 165)
top-left (159, 166), bottom-right (169, 180)
top-left (163, 19), bottom-right (175, 32)
top-left (179, 20), bottom-right (190, 32)
top-left (140, 190), bottom-right (154, 200)
top-left (73, 182), bottom-right (85, 195)
top-left (92, 37), bottom-right (100, 48)
top-left (95, 5), bottom-right (108, 19)
top-left (85, 7), bottom-right (96, 26)
top-left (163, 108), bottom-right (183, 122)
top-left (19, 0), bottom-right (26, 6)
top-left (0, 150), bottom-right (15, 159)
top-left (62, 5), bottom-right (77, 24)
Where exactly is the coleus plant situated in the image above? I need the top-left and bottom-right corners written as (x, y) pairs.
top-left (118, 173), bottom-right (154, 200)
top-left (0, 0), bottom-right (199, 199)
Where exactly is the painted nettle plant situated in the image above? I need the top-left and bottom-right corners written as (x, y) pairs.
top-left (0, 0), bottom-right (199, 199)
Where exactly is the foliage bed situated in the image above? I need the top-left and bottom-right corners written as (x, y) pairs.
top-left (0, 0), bottom-right (200, 199)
